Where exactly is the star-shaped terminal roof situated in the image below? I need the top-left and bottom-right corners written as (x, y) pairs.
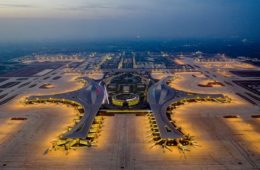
top-left (147, 76), bottom-right (228, 139)
top-left (26, 77), bottom-right (105, 140)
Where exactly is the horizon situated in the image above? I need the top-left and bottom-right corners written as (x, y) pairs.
top-left (1, 39), bottom-right (260, 61)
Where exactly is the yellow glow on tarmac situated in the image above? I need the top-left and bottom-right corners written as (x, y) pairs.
top-left (174, 58), bottom-right (186, 65)
top-left (173, 108), bottom-right (211, 155)
top-left (93, 116), bottom-right (111, 150)
top-left (5, 74), bottom-right (85, 112)
top-left (30, 104), bottom-right (84, 159)
top-left (150, 71), bottom-right (169, 80)
top-left (224, 118), bottom-right (260, 154)
top-left (47, 147), bottom-right (83, 159)
top-left (168, 98), bottom-right (259, 160)
top-left (31, 74), bottom-right (84, 96)
top-left (217, 70), bottom-right (233, 77)
top-left (198, 79), bottom-right (223, 87)
top-left (46, 74), bottom-right (85, 94)
top-left (197, 61), bottom-right (256, 70)
top-left (170, 72), bottom-right (246, 106)
top-left (135, 116), bottom-right (179, 156)
top-left (43, 113), bottom-right (76, 140)
top-left (0, 119), bottom-right (24, 145)
top-left (3, 95), bottom-right (82, 157)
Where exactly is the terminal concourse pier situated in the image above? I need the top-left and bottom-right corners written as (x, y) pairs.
top-left (25, 77), bottom-right (105, 150)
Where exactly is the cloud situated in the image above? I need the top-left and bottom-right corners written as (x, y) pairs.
top-left (0, 3), bottom-right (35, 8)
top-left (56, 2), bottom-right (139, 12)
top-left (58, 4), bottom-right (111, 11)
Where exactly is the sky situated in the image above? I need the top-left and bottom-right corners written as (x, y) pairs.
top-left (0, 0), bottom-right (260, 42)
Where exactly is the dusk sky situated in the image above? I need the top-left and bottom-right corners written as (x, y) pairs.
top-left (0, 0), bottom-right (260, 42)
